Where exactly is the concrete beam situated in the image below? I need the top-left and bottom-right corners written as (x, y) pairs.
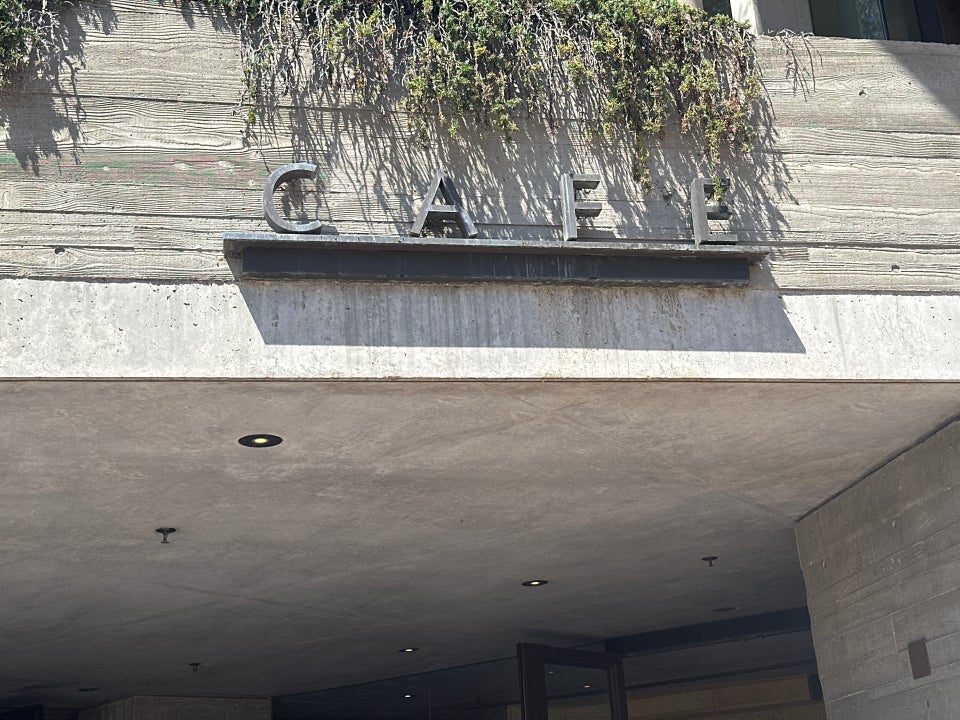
top-left (1, 279), bottom-right (958, 380)
top-left (732, 0), bottom-right (813, 33)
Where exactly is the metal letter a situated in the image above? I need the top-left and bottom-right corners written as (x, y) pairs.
top-left (411, 170), bottom-right (478, 238)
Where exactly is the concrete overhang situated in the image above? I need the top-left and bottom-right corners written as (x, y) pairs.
top-left (1, 379), bottom-right (959, 708)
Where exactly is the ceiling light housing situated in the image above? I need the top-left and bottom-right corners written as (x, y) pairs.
top-left (521, 580), bottom-right (548, 587)
top-left (238, 434), bottom-right (283, 448)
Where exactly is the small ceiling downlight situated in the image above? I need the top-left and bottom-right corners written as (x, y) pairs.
top-left (239, 434), bottom-right (283, 448)
top-left (521, 580), bottom-right (548, 587)
top-left (399, 647), bottom-right (420, 653)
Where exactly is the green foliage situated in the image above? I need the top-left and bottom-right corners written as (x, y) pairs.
top-left (0, 0), bottom-right (762, 189)
top-left (0, 0), bottom-right (61, 85)
top-left (210, 0), bottom-right (761, 189)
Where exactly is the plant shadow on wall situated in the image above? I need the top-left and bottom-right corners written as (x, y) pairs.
top-left (0, 0), bottom-right (117, 174)
top-left (183, 0), bottom-right (803, 230)
top-left (193, 0), bottom-right (806, 353)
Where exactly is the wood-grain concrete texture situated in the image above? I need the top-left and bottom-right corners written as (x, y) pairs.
top-left (796, 418), bottom-right (960, 719)
top-left (0, 1), bottom-right (959, 290)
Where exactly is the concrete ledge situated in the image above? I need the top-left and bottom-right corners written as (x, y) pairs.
top-left (2, 278), bottom-right (959, 380)
top-left (224, 233), bottom-right (769, 287)
top-left (223, 232), bottom-right (770, 261)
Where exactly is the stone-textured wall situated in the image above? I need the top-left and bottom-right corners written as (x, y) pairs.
top-left (796, 418), bottom-right (960, 718)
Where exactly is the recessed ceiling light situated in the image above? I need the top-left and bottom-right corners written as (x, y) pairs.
top-left (238, 434), bottom-right (283, 448)
top-left (712, 606), bottom-right (738, 613)
top-left (582, 684), bottom-right (592, 689)
top-left (403, 694), bottom-right (414, 699)
top-left (399, 647), bottom-right (419, 653)
top-left (521, 580), bottom-right (548, 587)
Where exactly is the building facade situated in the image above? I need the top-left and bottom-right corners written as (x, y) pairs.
top-left (1, 0), bottom-right (959, 718)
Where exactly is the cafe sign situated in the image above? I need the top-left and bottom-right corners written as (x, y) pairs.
top-left (223, 163), bottom-right (768, 286)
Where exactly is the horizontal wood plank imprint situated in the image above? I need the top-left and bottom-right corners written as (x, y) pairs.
top-left (0, 0), bottom-right (959, 288)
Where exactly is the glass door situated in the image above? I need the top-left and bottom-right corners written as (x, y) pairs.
top-left (517, 644), bottom-right (628, 720)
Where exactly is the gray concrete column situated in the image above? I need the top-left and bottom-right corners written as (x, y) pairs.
top-left (796, 418), bottom-right (960, 718)
top-left (78, 697), bottom-right (270, 720)
top-left (731, 0), bottom-right (813, 33)
top-left (680, 0), bottom-right (704, 10)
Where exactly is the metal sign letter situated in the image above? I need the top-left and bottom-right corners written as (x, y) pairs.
top-left (690, 177), bottom-right (736, 246)
top-left (262, 163), bottom-right (323, 234)
top-left (559, 173), bottom-right (602, 241)
top-left (411, 170), bottom-right (478, 238)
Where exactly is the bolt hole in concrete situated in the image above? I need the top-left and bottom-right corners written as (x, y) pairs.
top-left (54, 246), bottom-right (65, 254)
top-left (859, 89), bottom-right (867, 96)
top-left (892, 265), bottom-right (901, 272)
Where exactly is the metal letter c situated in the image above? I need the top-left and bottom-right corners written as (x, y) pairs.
top-left (262, 163), bottom-right (323, 234)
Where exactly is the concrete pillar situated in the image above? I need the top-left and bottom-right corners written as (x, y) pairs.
top-left (680, 0), bottom-right (704, 9)
top-left (78, 697), bottom-right (270, 720)
top-left (796, 418), bottom-right (960, 718)
top-left (731, 0), bottom-right (813, 33)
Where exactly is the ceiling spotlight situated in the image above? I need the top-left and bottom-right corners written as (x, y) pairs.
top-left (399, 647), bottom-right (419, 653)
top-left (521, 580), bottom-right (548, 587)
top-left (238, 434), bottom-right (283, 448)
top-left (582, 684), bottom-right (592, 689)
top-left (403, 694), bottom-right (414, 699)
top-left (712, 606), bottom-right (738, 613)
top-left (155, 527), bottom-right (177, 544)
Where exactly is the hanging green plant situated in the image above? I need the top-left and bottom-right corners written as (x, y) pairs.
top-left (1, 0), bottom-right (762, 190)
top-left (209, 0), bottom-right (762, 190)
top-left (0, 0), bottom-right (63, 83)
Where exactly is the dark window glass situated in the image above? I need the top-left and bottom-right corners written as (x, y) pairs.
top-left (809, 0), bottom-right (887, 39)
top-left (809, 0), bottom-right (955, 41)
top-left (939, 0), bottom-right (960, 43)
top-left (703, 0), bottom-right (733, 17)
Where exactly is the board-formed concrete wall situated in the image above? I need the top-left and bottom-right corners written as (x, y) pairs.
top-left (1, 1), bottom-right (959, 381)
top-left (796, 418), bottom-right (960, 719)
top-left (1, 0), bottom-right (959, 290)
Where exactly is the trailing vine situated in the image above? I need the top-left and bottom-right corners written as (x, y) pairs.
top-left (1, 0), bottom-right (762, 190)
top-left (207, 0), bottom-right (762, 189)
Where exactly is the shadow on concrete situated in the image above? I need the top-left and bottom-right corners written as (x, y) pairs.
top-left (233, 278), bottom-right (806, 353)
top-left (198, 16), bottom-right (803, 354)
top-left (0, 1), bottom-right (117, 175)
